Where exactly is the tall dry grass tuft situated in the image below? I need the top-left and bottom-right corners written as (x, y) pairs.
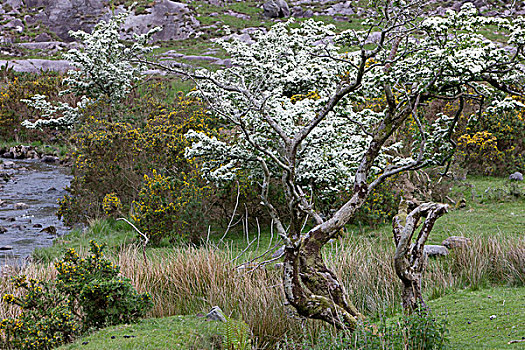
top-left (0, 263), bottom-right (56, 320)
top-left (117, 245), bottom-right (321, 348)
top-left (0, 235), bottom-right (523, 348)
top-left (326, 238), bottom-right (401, 316)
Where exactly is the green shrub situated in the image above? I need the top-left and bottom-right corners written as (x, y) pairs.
top-left (57, 93), bottom-right (214, 230)
top-left (0, 65), bottom-right (68, 142)
top-left (0, 241), bottom-right (152, 350)
top-left (131, 169), bottom-right (210, 245)
top-left (281, 309), bottom-right (448, 350)
top-left (458, 98), bottom-right (525, 176)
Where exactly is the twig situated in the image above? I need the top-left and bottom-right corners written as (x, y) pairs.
top-left (117, 218), bottom-right (149, 262)
top-left (219, 180), bottom-right (241, 244)
top-left (231, 236), bottom-right (258, 263)
top-left (235, 239), bottom-right (283, 269)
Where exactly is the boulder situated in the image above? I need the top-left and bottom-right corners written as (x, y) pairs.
top-left (424, 245), bottom-right (449, 257)
top-left (0, 59), bottom-right (74, 73)
top-left (509, 172), bottom-right (523, 181)
top-left (206, 306), bottom-right (227, 322)
top-left (122, 0), bottom-right (198, 42)
top-left (263, 0), bottom-right (290, 18)
top-left (14, 202), bottom-right (29, 210)
top-left (442, 236), bottom-right (471, 249)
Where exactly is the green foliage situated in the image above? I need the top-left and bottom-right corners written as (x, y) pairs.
top-left (57, 93), bottom-right (214, 236)
top-left (0, 241), bottom-right (152, 350)
top-left (458, 99), bottom-right (525, 176)
top-left (0, 66), bottom-right (67, 141)
top-left (0, 278), bottom-right (80, 350)
top-left (221, 315), bottom-right (251, 350)
top-left (131, 169), bottom-right (210, 245)
top-left (317, 176), bottom-right (401, 228)
top-left (284, 310), bottom-right (448, 350)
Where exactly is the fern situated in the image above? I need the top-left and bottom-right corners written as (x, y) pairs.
top-left (221, 314), bottom-right (251, 350)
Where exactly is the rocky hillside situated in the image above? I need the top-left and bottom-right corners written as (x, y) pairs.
top-left (0, 0), bottom-right (523, 69)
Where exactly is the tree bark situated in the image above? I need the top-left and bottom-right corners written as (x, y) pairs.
top-left (283, 233), bottom-right (362, 330)
top-left (392, 201), bottom-right (448, 312)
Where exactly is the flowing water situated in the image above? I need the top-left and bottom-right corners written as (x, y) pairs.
top-left (0, 159), bottom-right (72, 264)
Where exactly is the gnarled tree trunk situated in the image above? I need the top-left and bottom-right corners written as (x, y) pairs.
top-left (283, 233), bottom-right (362, 330)
top-left (392, 200), bottom-right (448, 312)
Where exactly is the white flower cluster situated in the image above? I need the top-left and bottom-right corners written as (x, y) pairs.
top-left (22, 11), bottom-right (159, 129)
top-left (186, 19), bottom-right (390, 193)
top-left (185, 4), bottom-right (525, 196)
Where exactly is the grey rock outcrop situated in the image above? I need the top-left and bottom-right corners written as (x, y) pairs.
top-left (3, 0), bottom-right (198, 42)
top-left (206, 306), bottom-right (227, 322)
top-left (122, 0), bottom-right (198, 42)
top-left (263, 0), bottom-right (290, 18)
top-left (0, 59), bottom-right (73, 73)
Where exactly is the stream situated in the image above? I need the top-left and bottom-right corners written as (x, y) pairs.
top-left (0, 159), bottom-right (72, 264)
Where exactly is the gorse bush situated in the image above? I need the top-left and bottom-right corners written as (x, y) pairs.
top-left (0, 66), bottom-right (68, 142)
top-left (0, 241), bottom-right (152, 350)
top-left (458, 98), bottom-right (525, 175)
top-left (58, 94), bottom-right (214, 236)
top-left (0, 277), bottom-right (79, 350)
top-left (132, 170), bottom-right (210, 245)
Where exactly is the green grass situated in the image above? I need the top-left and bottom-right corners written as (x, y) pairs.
top-left (32, 219), bottom-right (137, 264)
top-left (58, 315), bottom-right (224, 350)
top-left (429, 286), bottom-right (525, 350)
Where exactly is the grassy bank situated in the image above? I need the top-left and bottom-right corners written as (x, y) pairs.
top-left (2, 176), bottom-right (524, 348)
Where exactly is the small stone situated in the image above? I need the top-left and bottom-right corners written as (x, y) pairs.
top-left (424, 245), bottom-right (449, 257)
top-left (33, 223), bottom-right (43, 228)
top-left (41, 155), bottom-right (58, 163)
top-left (2, 161), bottom-right (15, 168)
top-left (111, 336), bottom-right (116, 339)
top-left (0, 246), bottom-right (13, 250)
top-left (206, 306), bottom-right (227, 322)
top-left (40, 226), bottom-right (57, 235)
top-left (489, 315), bottom-right (497, 320)
top-left (13, 202), bottom-right (29, 210)
top-left (0, 226), bottom-right (7, 234)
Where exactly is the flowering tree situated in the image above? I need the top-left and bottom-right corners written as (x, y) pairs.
top-left (155, 2), bottom-right (524, 329)
top-left (22, 12), bottom-right (158, 129)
